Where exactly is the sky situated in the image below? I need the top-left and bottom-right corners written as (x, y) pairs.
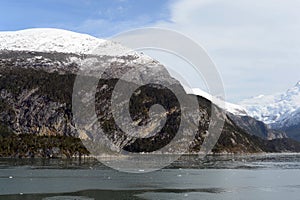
top-left (0, 0), bottom-right (300, 102)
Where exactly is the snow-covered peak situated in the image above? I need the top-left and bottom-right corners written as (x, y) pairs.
top-left (187, 88), bottom-right (247, 115)
top-left (0, 28), bottom-right (133, 56)
top-left (0, 28), bottom-right (103, 54)
top-left (240, 81), bottom-right (300, 125)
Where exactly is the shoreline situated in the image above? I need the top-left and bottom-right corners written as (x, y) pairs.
top-left (1, 152), bottom-right (300, 160)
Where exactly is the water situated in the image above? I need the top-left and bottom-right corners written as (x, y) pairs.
top-left (1, 154), bottom-right (300, 199)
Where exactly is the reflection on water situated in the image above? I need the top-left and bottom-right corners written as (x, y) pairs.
top-left (0, 154), bottom-right (300, 200)
top-left (1, 188), bottom-right (227, 200)
top-left (44, 197), bottom-right (94, 200)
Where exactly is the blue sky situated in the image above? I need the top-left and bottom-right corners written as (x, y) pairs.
top-left (1, 0), bottom-right (300, 102)
top-left (0, 0), bottom-right (170, 37)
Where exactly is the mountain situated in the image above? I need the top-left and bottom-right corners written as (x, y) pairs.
top-left (276, 109), bottom-right (300, 141)
top-left (0, 28), bottom-right (131, 56)
top-left (0, 29), bottom-right (251, 117)
top-left (0, 28), bottom-right (299, 155)
top-left (189, 88), bottom-right (248, 116)
top-left (240, 81), bottom-right (300, 141)
top-left (190, 88), bottom-right (286, 140)
top-left (227, 114), bottom-right (287, 140)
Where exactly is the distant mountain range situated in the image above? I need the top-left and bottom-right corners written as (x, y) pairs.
top-left (240, 82), bottom-right (300, 141)
top-left (0, 28), bottom-right (299, 155)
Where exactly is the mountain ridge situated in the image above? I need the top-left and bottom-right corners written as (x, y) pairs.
top-left (240, 82), bottom-right (300, 125)
top-left (0, 28), bottom-right (137, 56)
top-left (0, 28), bottom-right (247, 116)
top-left (240, 81), bottom-right (300, 141)
top-left (0, 28), bottom-right (299, 154)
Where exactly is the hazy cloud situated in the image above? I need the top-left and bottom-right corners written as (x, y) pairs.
top-left (153, 0), bottom-right (300, 102)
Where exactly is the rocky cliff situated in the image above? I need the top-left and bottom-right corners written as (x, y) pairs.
top-left (0, 50), bottom-right (299, 154)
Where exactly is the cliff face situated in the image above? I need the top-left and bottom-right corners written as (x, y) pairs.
top-left (0, 87), bottom-right (75, 136)
top-left (228, 114), bottom-right (287, 140)
top-left (0, 51), bottom-right (77, 136)
top-left (0, 50), bottom-right (299, 154)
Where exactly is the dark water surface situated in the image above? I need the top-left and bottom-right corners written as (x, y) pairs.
top-left (1, 154), bottom-right (300, 200)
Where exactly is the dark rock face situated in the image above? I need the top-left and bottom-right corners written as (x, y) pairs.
top-left (228, 114), bottom-right (287, 140)
top-left (95, 80), bottom-right (182, 153)
top-left (0, 50), bottom-right (300, 154)
top-left (278, 124), bottom-right (300, 142)
top-left (270, 109), bottom-right (300, 141)
top-left (0, 67), bottom-right (76, 136)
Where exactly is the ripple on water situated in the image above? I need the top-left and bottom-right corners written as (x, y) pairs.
top-left (43, 196), bottom-right (94, 200)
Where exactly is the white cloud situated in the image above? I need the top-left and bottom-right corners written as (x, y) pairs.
top-left (153, 0), bottom-right (300, 102)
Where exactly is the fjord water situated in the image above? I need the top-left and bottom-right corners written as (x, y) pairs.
top-left (1, 154), bottom-right (300, 200)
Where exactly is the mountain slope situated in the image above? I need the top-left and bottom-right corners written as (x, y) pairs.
top-left (240, 81), bottom-right (300, 124)
top-left (0, 28), bottom-right (104, 54)
top-left (227, 113), bottom-right (287, 140)
top-left (240, 81), bottom-right (300, 141)
top-left (0, 28), bottom-right (136, 56)
top-left (0, 49), bottom-right (270, 154)
top-left (0, 28), bottom-right (299, 154)
top-left (189, 88), bottom-right (248, 116)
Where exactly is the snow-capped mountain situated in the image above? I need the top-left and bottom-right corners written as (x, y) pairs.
top-left (0, 28), bottom-right (248, 116)
top-left (189, 88), bottom-right (289, 140)
top-left (0, 28), bottom-right (274, 154)
top-left (189, 88), bottom-right (247, 115)
top-left (0, 28), bottom-right (299, 153)
top-left (240, 81), bottom-right (300, 127)
top-left (0, 28), bottom-right (135, 56)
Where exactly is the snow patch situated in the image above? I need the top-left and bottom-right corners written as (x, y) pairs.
top-left (240, 81), bottom-right (300, 126)
top-left (0, 28), bottom-right (135, 56)
top-left (186, 88), bottom-right (247, 115)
